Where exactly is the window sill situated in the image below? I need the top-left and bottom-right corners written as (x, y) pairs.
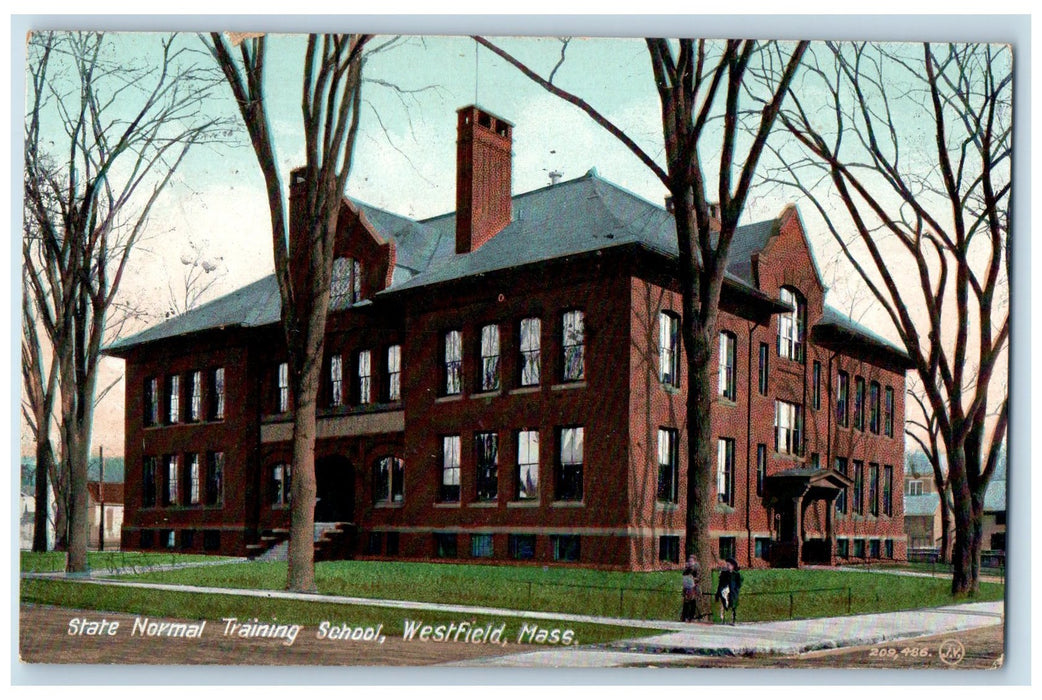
top-left (655, 501), bottom-right (679, 511)
top-left (373, 501), bottom-right (405, 509)
top-left (433, 502), bottom-right (461, 508)
top-left (715, 502), bottom-right (736, 514)
top-left (435, 394), bottom-right (463, 404)
top-left (551, 381), bottom-right (586, 391)
top-left (468, 502), bottom-right (498, 508)
top-left (471, 390), bottom-right (502, 400)
top-left (507, 500), bottom-right (540, 508)
top-left (717, 397), bottom-right (738, 407)
top-left (661, 383), bottom-right (681, 395)
top-left (509, 386), bottom-right (541, 396)
top-left (551, 500), bottom-right (584, 508)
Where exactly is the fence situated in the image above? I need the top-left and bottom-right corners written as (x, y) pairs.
top-left (509, 577), bottom-right (859, 622)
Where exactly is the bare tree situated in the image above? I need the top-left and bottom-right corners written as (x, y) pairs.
top-left (161, 238), bottom-right (227, 318)
top-left (475, 37), bottom-right (807, 575)
top-left (769, 42), bottom-right (1010, 594)
top-left (23, 31), bottom-right (228, 573)
top-left (207, 32), bottom-right (370, 592)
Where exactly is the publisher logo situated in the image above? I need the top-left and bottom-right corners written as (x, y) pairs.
top-left (939, 639), bottom-right (965, 667)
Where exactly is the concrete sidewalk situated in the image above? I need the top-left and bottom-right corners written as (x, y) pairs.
top-left (460, 601), bottom-right (1003, 667)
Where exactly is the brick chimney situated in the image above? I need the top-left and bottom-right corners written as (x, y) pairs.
top-left (456, 106), bottom-right (513, 255)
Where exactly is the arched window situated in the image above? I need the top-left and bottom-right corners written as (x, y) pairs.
top-left (330, 257), bottom-right (362, 309)
top-left (373, 456), bottom-right (404, 504)
top-left (778, 287), bottom-right (806, 362)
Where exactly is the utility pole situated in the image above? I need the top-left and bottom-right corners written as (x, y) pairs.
top-left (98, 446), bottom-right (105, 552)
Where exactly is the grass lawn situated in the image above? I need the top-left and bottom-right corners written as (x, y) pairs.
top-left (19, 579), bottom-right (658, 646)
top-left (114, 559), bottom-right (1005, 623)
top-left (20, 551), bottom-right (230, 574)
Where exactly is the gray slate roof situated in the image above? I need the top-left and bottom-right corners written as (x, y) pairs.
top-left (816, 305), bottom-right (910, 360)
top-left (106, 171), bottom-right (891, 356)
top-left (904, 493), bottom-right (940, 517)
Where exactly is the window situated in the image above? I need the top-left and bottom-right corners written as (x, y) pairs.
top-left (812, 361), bottom-right (822, 410)
top-left (869, 381), bottom-right (881, 434)
top-left (365, 532), bottom-right (382, 555)
top-left (143, 456), bottom-right (157, 507)
top-left (516, 429), bottom-right (539, 500)
top-left (774, 400), bottom-right (802, 456)
top-left (556, 427), bottom-right (584, 501)
top-left (330, 256), bottom-right (362, 309)
top-left (519, 318), bottom-right (541, 386)
top-left (883, 465), bottom-right (893, 516)
top-left (837, 371), bottom-right (850, 428)
top-left (272, 463), bottom-right (291, 506)
top-left (854, 376), bottom-right (866, 431)
top-left (718, 536), bottom-right (736, 561)
top-left (139, 530), bottom-right (155, 549)
top-left (357, 350), bottom-right (371, 404)
top-left (561, 310), bottom-right (585, 382)
top-left (203, 530), bottom-right (220, 551)
top-left (374, 456), bottom-right (404, 504)
top-left (163, 530), bottom-right (176, 549)
top-left (440, 436), bottom-right (461, 502)
top-left (835, 457), bottom-right (849, 514)
top-left (907, 479), bottom-right (924, 496)
top-left (471, 534), bottom-right (494, 558)
top-left (206, 452), bottom-right (224, 506)
top-left (778, 287), bottom-right (806, 361)
top-left (386, 532), bottom-right (399, 556)
top-left (145, 377), bottom-right (159, 427)
top-left (884, 386), bottom-right (894, 437)
top-left (188, 371), bottom-right (202, 422)
top-left (659, 535), bottom-right (680, 563)
top-left (758, 342), bottom-right (769, 395)
top-left (809, 452), bottom-right (820, 469)
top-left (444, 330), bottom-right (462, 395)
top-left (187, 454), bottom-right (201, 505)
top-left (509, 534), bottom-right (536, 559)
top-left (164, 455), bottom-right (179, 506)
top-left (551, 534), bottom-right (581, 562)
top-left (277, 362), bottom-right (289, 413)
top-left (660, 312), bottom-right (680, 386)
top-left (387, 345), bottom-right (401, 401)
top-left (885, 539), bottom-right (894, 559)
top-left (181, 529), bottom-right (195, 551)
top-left (837, 538), bottom-right (849, 557)
top-left (853, 460), bottom-right (864, 514)
top-left (657, 428), bottom-right (679, 503)
top-left (477, 324), bottom-right (500, 392)
top-left (718, 331), bottom-right (736, 401)
top-left (853, 538), bottom-right (866, 558)
top-left (755, 537), bottom-right (772, 560)
top-left (869, 463), bottom-right (880, 516)
top-left (167, 375), bottom-right (181, 424)
top-left (209, 367), bottom-right (225, 421)
top-left (475, 432), bottom-right (499, 501)
top-left (329, 354), bottom-right (343, 407)
top-left (756, 444), bottom-right (767, 497)
top-left (434, 533), bottom-right (458, 558)
top-left (717, 438), bottom-right (735, 506)
top-left (869, 539), bottom-right (881, 558)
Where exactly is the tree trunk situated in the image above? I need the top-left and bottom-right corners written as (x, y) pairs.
top-left (939, 492), bottom-right (952, 565)
top-left (684, 326), bottom-right (716, 578)
top-left (286, 361), bottom-right (321, 593)
top-left (32, 437), bottom-right (54, 552)
top-left (66, 435), bottom-right (89, 573)
top-left (948, 447), bottom-right (977, 596)
top-left (51, 459), bottom-right (69, 551)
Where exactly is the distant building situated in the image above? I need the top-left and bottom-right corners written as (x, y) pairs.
top-left (87, 482), bottom-right (124, 550)
top-left (105, 106), bottom-right (911, 570)
top-left (19, 492), bottom-right (37, 550)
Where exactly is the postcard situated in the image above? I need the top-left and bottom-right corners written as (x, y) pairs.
top-left (17, 23), bottom-right (1012, 676)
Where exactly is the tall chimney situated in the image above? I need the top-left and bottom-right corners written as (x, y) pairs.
top-left (456, 106), bottom-right (513, 255)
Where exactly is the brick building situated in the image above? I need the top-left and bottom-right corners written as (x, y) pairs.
top-left (106, 105), bottom-right (911, 570)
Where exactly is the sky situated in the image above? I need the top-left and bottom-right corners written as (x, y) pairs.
top-left (16, 26), bottom-right (1014, 457)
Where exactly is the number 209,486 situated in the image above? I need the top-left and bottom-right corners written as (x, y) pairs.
top-left (869, 647), bottom-right (931, 658)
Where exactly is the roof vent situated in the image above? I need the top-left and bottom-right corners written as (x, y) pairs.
top-left (548, 170), bottom-right (563, 186)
